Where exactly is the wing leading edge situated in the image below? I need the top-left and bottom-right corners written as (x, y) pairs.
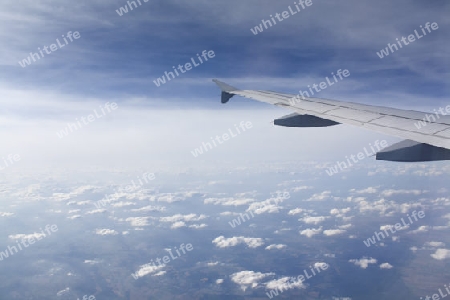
top-left (212, 79), bottom-right (450, 162)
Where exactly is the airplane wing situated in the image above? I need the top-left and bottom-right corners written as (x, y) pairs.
top-left (213, 79), bottom-right (450, 162)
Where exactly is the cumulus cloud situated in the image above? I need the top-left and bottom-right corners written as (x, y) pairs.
top-left (425, 241), bottom-right (445, 248)
top-left (431, 249), bottom-right (450, 260)
top-left (230, 271), bottom-right (274, 291)
top-left (338, 224), bottom-right (352, 230)
top-left (85, 208), bottom-right (107, 215)
top-left (212, 236), bottom-right (264, 248)
top-left (204, 197), bottom-right (255, 206)
top-left (351, 187), bottom-right (378, 194)
top-left (189, 224), bottom-right (208, 229)
top-left (265, 244), bottom-right (287, 250)
top-left (288, 208), bottom-right (303, 215)
top-left (0, 212), bottom-right (14, 217)
top-left (300, 227), bottom-right (323, 238)
top-left (349, 257), bottom-right (377, 269)
top-left (67, 215), bottom-right (81, 219)
top-left (95, 229), bottom-right (118, 235)
top-left (307, 191), bottom-right (335, 201)
top-left (300, 216), bottom-right (327, 225)
top-left (409, 226), bottom-right (429, 234)
top-left (314, 262), bottom-right (328, 269)
top-left (220, 211), bottom-right (239, 216)
top-left (9, 233), bottom-right (46, 240)
top-left (111, 201), bottom-right (136, 207)
top-left (323, 229), bottom-right (346, 236)
top-left (126, 217), bottom-right (151, 227)
top-left (133, 264), bottom-right (166, 279)
top-left (379, 263), bottom-right (393, 269)
top-left (216, 279), bottom-right (224, 284)
top-left (290, 185), bottom-right (313, 192)
top-left (84, 259), bottom-right (101, 265)
top-left (156, 192), bottom-right (192, 203)
top-left (247, 202), bottom-right (282, 215)
top-left (171, 221), bottom-right (186, 229)
top-left (265, 276), bottom-right (305, 292)
top-left (330, 208), bottom-right (351, 215)
top-left (160, 214), bottom-right (206, 223)
top-left (131, 205), bottom-right (166, 212)
top-left (380, 189), bottom-right (424, 197)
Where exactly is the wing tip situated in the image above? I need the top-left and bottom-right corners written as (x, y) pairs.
top-left (212, 79), bottom-right (239, 104)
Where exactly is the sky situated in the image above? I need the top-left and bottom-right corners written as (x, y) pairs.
top-left (0, 0), bottom-right (448, 170)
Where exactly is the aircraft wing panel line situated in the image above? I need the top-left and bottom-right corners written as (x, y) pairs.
top-left (213, 79), bottom-right (450, 150)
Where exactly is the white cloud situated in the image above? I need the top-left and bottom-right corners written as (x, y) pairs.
top-left (111, 201), bottom-right (136, 207)
top-left (216, 279), bottom-right (224, 284)
top-left (431, 249), bottom-right (450, 260)
top-left (204, 197), bottom-right (255, 206)
top-left (288, 208), bottom-right (303, 215)
top-left (212, 236), bottom-right (264, 248)
top-left (230, 271), bottom-right (274, 291)
top-left (323, 229), bottom-right (346, 236)
top-left (133, 264), bottom-right (165, 279)
top-left (339, 224), bottom-right (352, 230)
top-left (330, 208), bottom-right (351, 216)
top-left (9, 233), bottom-right (46, 240)
top-left (126, 217), bottom-right (150, 227)
top-left (425, 241), bottom-right (445, 248)
top-left (300, 227), bottom-right (323, 238)
top-left (189, 223), bottom-right (208, 229)
top-left (160, 214), bottom-right (206, 223)
top-left (409, 226), bottom-right (429, 234)
top-left (314, 262), bottom-right (328, 269)
top-left (351, 187), bottom-right (378, 194)
top-left (85, 208), bottom-right (106, 215)
top-left (247, 202), bottom-right (282, 214)
top-left (171, 221), bottom-right (186, 229)
top-left (349, 257), bottom-right (377, 269)
top-left (265, 244), bottom-right (287, 250)
top-left (265, 276), bottom-right (305, 292)
top-left (67, 214), bottom-right (81, 219)
top-left (95, 229), bottom-right (118, 235)
top-left (307, 191), bottom-right (335, 201)
top-left (380, 189), bottom-right (424, 197)
top-left (0, 212), bottom-right (14, 217)
top-left (379, 263), bottom-right (393, 269)
top-left (300, 216), bottom-right (327, 225)
top-left (131, 205), bottom-right (166, 212)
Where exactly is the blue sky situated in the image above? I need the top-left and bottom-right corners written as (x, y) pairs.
top-left (0, 0), bottom-right (448, 169)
